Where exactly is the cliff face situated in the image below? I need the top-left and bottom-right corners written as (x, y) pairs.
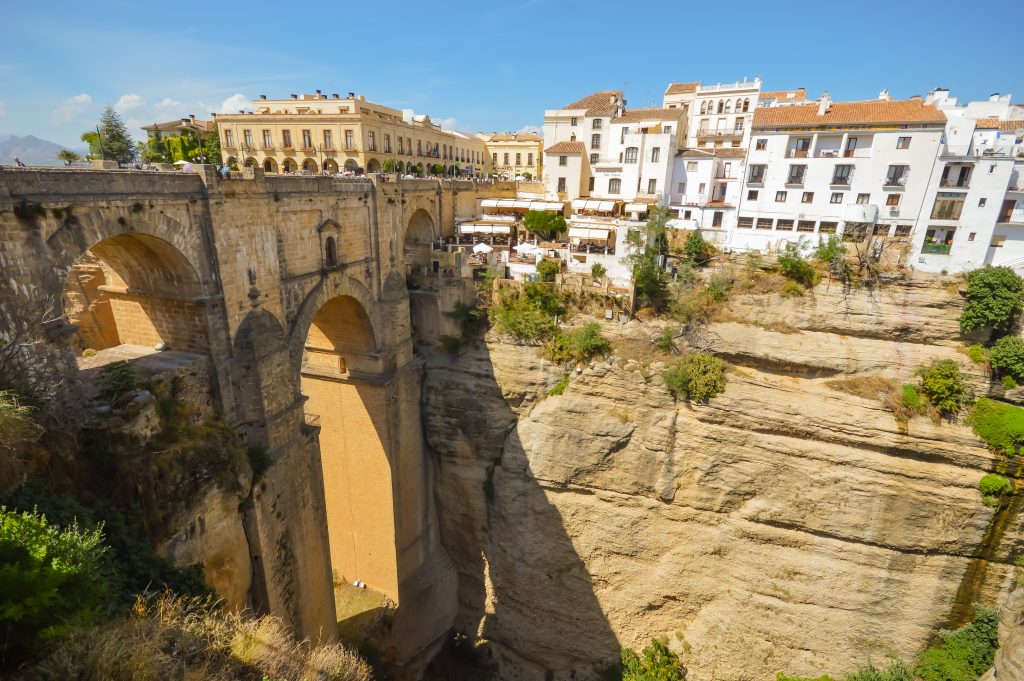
top-left (423, 275), bottom-right (1023, 681)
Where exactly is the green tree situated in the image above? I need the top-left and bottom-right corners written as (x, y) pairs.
top-left (683, 231), bottom-right (712, 267)
top-left (988, 335), bottom-right (1024, 382)
top-left (383, 157), bottom-right (401, 172)
top-left (536, 259), bottom-right (560, 282)
top-left (621, 639), bottom-right (685, 681)
top-left (82, 106), bottom-right (136, 165)
top-left (916, 359), bottom-right (969, 417)
top-left (202, 124), bottom-right (222, 165)
top-left (0, 507), bottom-right (107, 663)
top-left (137, 136), bottom-right (168, 163)
top-left (663, 353), bottom-right (727, 403)
top-left (591, 262), bottom-right (607, 282)
top-left (778, 241), bottom-right (819, 287)
top-left (56, 149), bottom-right (82, 166)
top-left (523, 210), bottom-right (568, 241)
top-left (959, 266), bottom-right (1024, 336)
top-left (543, 322), bottom-right (611, 364)
top-left (622, 205), bottom-right (669, 306)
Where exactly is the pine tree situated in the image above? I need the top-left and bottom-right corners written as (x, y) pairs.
top-left (85, 106), bottom-right (137, 165)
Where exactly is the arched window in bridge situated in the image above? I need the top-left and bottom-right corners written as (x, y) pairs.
top-left (325, 236), bottom-right (338, 268)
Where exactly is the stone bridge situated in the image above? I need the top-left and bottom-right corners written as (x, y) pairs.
top-left (0, 166), bottom-right (508, 668)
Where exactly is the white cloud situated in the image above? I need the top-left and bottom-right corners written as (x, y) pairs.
top-left (219, 93), bottom-right (249, 114)
top-left (115, 93), bottom-right (145, 111)
top-left (437, 117), bottom-right (458, 131)
top-left (517, 124), bottom-right (542, 135)
top-left (0, 101), bottom-right (6, 120)
top-left (50, 93), bottom-right (93, 125)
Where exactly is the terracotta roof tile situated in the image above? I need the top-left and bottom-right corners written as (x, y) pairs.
top-left (612, 108), bottom-right (686, 123)
top-left (753, 99), bottom-right (946, 127)
top-left (141, 118), bottom-right (214, 133)
top-left (760, 88), bottom-right (807, 102)
top-left (544, 141), bottom-right (586, 154)
top-left (677, 148), bottom-right (746, 158)
top-left (483, 132), bottom-right (543, 142)
top-left (665, 81), bottom-right (700, 95)
top-left (975, 118), bottom-right (1024, 132)
top-left (563, 90), bottom-right (623, 116)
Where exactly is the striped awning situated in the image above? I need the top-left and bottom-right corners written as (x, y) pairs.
top-left (624, 202), bottom-right (650, 214)
top-left (480, 198), bottom-right (565, 212)
top-left (571, 199), bottom-right (618, 213)
top-left (459, 223), bottom-right (512, 235)
top-left (568, 226), bottom-right (611, 241)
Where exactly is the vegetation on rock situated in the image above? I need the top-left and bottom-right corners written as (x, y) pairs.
top-left (778, 241), bottom-right (819, 288)
top-left (544, 322), bottom-right (611, 364)
top-left (490, 283), bottom-right (564, 340)
top-left (620, 638), bottom-right (685, 680)
top-left (915, 360), bottom-right (970, 417)
top-left (663, 353), bottom-right (727, 403)
top-left (682, 231), bottom-right (712, 267)
top-left (622, 206), bottom-right (669, 306)
top-left (915, 604), bottom-right (999, 681)
top-left (988, 335), bottom-right (1024, 382)
top-left (959, 266), bottom-right (1024, 336)
top-left (966, 397), bottom-right (1024, 455)
top-left (536, 258), bottom-right (561, 282)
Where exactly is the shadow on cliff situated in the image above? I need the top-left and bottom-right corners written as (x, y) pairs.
top-left (420, 339), bottom-right (621, 679)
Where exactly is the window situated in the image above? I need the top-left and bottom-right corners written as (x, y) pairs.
top-left (738, 216), bottom-right (754, 229)
top-left (516, 153), bottom-right (522, 165)
top-left (559, 155), bottom-right (567, 166)
top-left (743, 98), bottom-right (750, 112)
top-left (775, 190), bottom-right (787, 202)
top-left (324, 236), bottom-right (337, 268)
top-left (684, 210), bottom-right (692, 219)
top-left (407, 137), bottom-right (412, 155)
top-left (571, 117), bottom-right (578, 126)
top-left (504, 153), bottom-right (510, 165)
top-left (712, 211), bottom-right (723, 227)
top-left (224, 129), bottom-right (234, 147)
top-left (398, 137), bottom-right (404, 154)
top-left (794, 137), bottom-right (811, 155)
top-left (886, 194), bottom-right (901, 207)
top-left (894, 225), bottom-right (912, 238)
top-left (592, 118), bottom-right (603, 130)
top-left (369, 131), bottom-right (378, 151)
top-left (872, 224), bottom-right (890, 236)
top-left (832, 164), bottom-right (853, 185)
top-left (698, 183), bottom-right (706, 194)
top-left (979, 198), bottom-right (987, 207)
top-left (923, 226), bottom-right (956, 254)
top-left (885, 165), bottom-right (908, 186)
top-left (243, 129), bottom-right (253, 147)
top-left (717, 100), bottom-right (724, 114)
top-left (588, 177), bottom-right (595, 191)
top-left (797, 220), bottom-right (816, 232)
top-left (281, 130), bottom-right (291, 147)
top-left (677, 182), bottom-right (685, 193)
top-left (417, 140), bottom-right (422, 155)
top-left (557, 177), bottom-right (566, 192)
top-left (777, 219), bottom-right (795, 231)
top-left (608, 178), bottom-right (621, 194)
top-left (756, 218), bottom-right (774, 230)
top-left (700, 101), bottom-right (707, 114)
top-left (591, 134), bottom-right (601, 149)
top-left (897, 136), bottom-right (911, 149)
top-left (989, 164), bottom-right (996, 174)
top-left (725, 100), bottom-right (733, 113)
top-left (590, 153), bottom-right (598, 164)
top-left (262, 130), bottom-right (272, 147)
top-left (344, 129), bottom-right (354, 149)
top-left (648, 179), bottom-right (657, 194)
top-left (301, 129), bottom-right (312, 148)
top-left (846, 137), bottom-right (858, 155)
top-left (492, 152), bottom-right (497, 164)
top-left (734, 117), bottom-right (744, 132)
top-left (528, 153), bottom-right (534, 166)
top-left (819, 222), bottom-right (838, 234)
top-left (624, 147), bottom-right (638, 163)
top-left (383, 134), bottom-right (391, 152)
top-left (620, 127), bottom-right (627, 143)
top-left (787, 164), bottom-right (806, 184)
top-left (991, 235), bottom-right (1007, 248)
top-left (755, 138), bottom-right (767, 150)
top-left (651, 147), bottom-right (660, 162)
top-left (802, 192), bottom-right (814, 203)
top-left (831, 192), bottom-right (843, 204)
top-left (747, 190), bottom-right (759, 200)
top-left (748, 164), bottom-right (766, 183)
top-left (664, 125), bottom-right (672, 134)
top-left (686, 161), bottom-right (698, 171)
top-left (324, 130), bottom-right (333, 148)
top-left (968, 232), bottom-right (976, 241)
top-left (931, 192), bottom-right (965, 220)
top-left (856, 193), bottom-right (870, 204)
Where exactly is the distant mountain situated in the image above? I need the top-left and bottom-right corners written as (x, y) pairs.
top-left (0, 135), bottom-right (87, 166)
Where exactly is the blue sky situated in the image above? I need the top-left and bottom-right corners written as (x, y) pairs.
top-left (1, 0), bottom-right (1021, 148)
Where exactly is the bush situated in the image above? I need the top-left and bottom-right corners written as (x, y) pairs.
top-left (776, 675), bottom-right (837, 681)
top-left (847, 659), bottom-right (914, 681)
top-left (901, 384), bottom-right (925, 411)
top-left (0, 506), bottom-right (107, 663)
top-left (548, 374), bottom-right (570, 397)
top-left (490, 283), bottom-right (563, 341)
top-left (706, 274), bottom-right (733, 302)
top-left (966, 397), bottom-right (1024, 455)
top-left (439, 335), bottom-right (462, 356)
top-left (621, 638), bottom-right (685, 680)
top-left (778, 242), bottom-right (819, 288)
top-left (536, 258), bottom-right (560, 282)
top-left (98, 360), bottom-right (137, 401)
top-left (916, 360), bottom-right (969, 417)
top-left (979, 473), bottom-right (1010, 497)
top-left (655, 327), bottom-right (677, 354)
top-left (591, 262), bottom-right (608, 281)
top-left (1004, 375), bottom-right (1018, 390)
top-left (966, 344), bottom-right (988, 364)
top-left (544, 322), bottom-right (611, 364)
top-left (915, 604), bottom-right (998, 681)
top-left (0, 389), bottom-right (43, 457)
top-left (663, 353), bottom-right (727, 403)
top-left (445, 302), bottom-right (486, 339)
top-left (781, 280), bottom-right (805, 297)
top-left (959, 266), bottom-right (1024, 335)
top-left (675, 263), bottom-right (696, 288)
top-left (812, 235), bottom-right (847, 264)
top-left (683, 231), bottom-right (712, 267)
top-left (988, 335), bottom-right (1024, 381)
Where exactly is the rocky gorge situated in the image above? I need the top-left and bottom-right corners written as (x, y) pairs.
top-left (422, 271), bottom-right (1023, 681)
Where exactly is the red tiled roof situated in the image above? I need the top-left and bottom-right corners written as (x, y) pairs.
top-left (665, 82), bottom-right (700, 95)
top-left (141, 118), bottom-right (214, 133)
top-left (544, 141), bottom-right (586, 154)
top-left (753, 99), bottom-right (946, 127)
top-left (678, 148), bottom-right (746, 158)
top-left (612, 108), bottom-right (686, 123)
top-left (760, 88), bottom-right (807, 102)
top-left (563, 90), bottom-right (623, 116)
top-left (975, 118), bottom-right (1024, 132)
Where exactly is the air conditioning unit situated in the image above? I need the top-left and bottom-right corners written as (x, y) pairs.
top-left (889, 207), bottom-right (900, 216)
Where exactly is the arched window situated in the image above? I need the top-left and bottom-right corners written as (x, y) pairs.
top-left (700, 101), bottom-right (707, 115)
top-left (325, 236), bottom-right (338, 268)
top-left (743, 98), bottom-right (750, 112)
top-left (725, 100), bottom-right (733, 113)
top-left (735, 98), bottom-right (742, 111)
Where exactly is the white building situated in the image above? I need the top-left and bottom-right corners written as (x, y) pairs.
top-left (731, 93), bottom-right (947, 254)
top-left (683, 78), bottom-right (761, 150)
top-left (542, 90), bottom-right (625, 201)
top-left (666, 148), bottom-right (746, 245)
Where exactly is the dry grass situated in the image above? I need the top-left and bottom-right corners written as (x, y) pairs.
top-left (25, 592), bottom-right (373, 681)
top-left (825, 375), bottom-right (933, 426)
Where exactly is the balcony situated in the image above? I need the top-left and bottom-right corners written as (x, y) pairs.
top-left (830, 176), bottom-right (852, 186)
top-left (999, 210), bottom-right (1024, 224)
top-left (921, 241), bottom-right (952, 255)
top-left (786, 150), bottom-right (810, 158)
top-left (696, 127), bottom-right (743, 137)
top-left (939, 177), bottom-right (971, 189)
top-left (884, 174), bottom-right (909, 188)
top-left (785, 176), bottom-right (806, 187)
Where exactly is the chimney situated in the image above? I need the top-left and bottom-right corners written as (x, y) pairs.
top-left (290, 94), bottom-right (297, 99)
top-left (990, 93), bottom-right (1001, 101)
top-left (189, 114), bottom-right (195, 121)
top-left (315, 89), bottom-right (321, 96)
top-left (817, 92), bottom-right (832, 115)
top-left (878, 88), bottom-right (890, 101)
top-left (259, 94), bottom-right (267, 100)
top-left (359, 95), bottom-right (365, 101)
top-left (332, 93), bottom-right (339, 99)
top-left (348, 91), bottom-right (355, 99)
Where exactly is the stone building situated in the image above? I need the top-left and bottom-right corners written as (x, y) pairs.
top-left (477, 131), bottom-right (543, 180)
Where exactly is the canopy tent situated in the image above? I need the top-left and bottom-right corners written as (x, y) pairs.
top-left (624, 202), bottom-right (652, 215)
top-left (568, 226), bottom-right (611, 241)
top-left (472, 243), bottom-right (493, 253)
top-left (514, 242), bottom-right (542, 254)
top-left (571, 199), bottom-right (619, 213)
top-left (480, 198), bottom-right (565, 213)
top-left (459, 223), bottom-right (512, 235)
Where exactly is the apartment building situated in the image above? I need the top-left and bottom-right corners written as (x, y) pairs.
top-left (684, 78), bottom-right (761, 150)
top-left (592, 108), bottom-right (687, 205)
top-left (477, 132), bottom-right (543, 180)
top-left (542, 90), bottom-right (625, 200)
top-left (667, 148), bottom-right (746, 240)
top-left (213, 91), bottom-right (489, 175)
top-left (731, 94), bottom-right (947, 253)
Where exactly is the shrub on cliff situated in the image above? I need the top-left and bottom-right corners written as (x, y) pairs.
top-left (490, 283), bottom-right (563, 341)
top-left (915, 360), bottom-right (969, 417)
top-left (683, 231), bottom-right (712, 267)
top-left (621, 638), bottom-right (685, 680)
top-left (778, 242), bottom-right (819, 288)
top-left (966, 397), bottom-right (1024, 455)
top-left (27, 592), bottom-right (373, 681)
top-left (543, 322), bottom-right (611, 364)
top-left (663, 353), bottom-right (727, 403)
top-left (988, 335), bottom-right (1024, 382)
top-left (959, 266), bottom-right (1024, 336)
top-left (915, 604), bottom-right (999, 681)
